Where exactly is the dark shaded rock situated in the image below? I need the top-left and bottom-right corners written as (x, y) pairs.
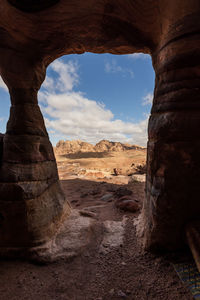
top-left (135, 164), bottom-right (147, 174)
top-left (117, 290), bottom-right (127, 298)
top-left (79, 210), bottom-right (97, 219)
top-left (0, 133), bottom-right (4, 165)
top-left (114, 187), bottom-right (132, 198)
top-left (107, 186), bottom-right (117, 192)
top-left (90, 189), bottom-right (100, 196)
top-left (81, 193), bottom-right (89, 198)
top-left (100, 194), bottom-right (113, 202)
top-left (0, 0), bottom-right (200, 255)
top-left (113, 168), bottom-right (121, 176)
top-left (116, 199), bottom-right (139, 212)
top-left (8, 0), bottom-right (60, 13)
top-left (119, 196), bottom-right (139, 203)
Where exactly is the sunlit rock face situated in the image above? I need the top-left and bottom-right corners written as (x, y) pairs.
top-left (54, 139), bottom-right (144, 155)
top-left (0, 0), bottom-right (199, 256)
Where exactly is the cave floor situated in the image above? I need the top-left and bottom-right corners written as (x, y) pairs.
top-left (0, 178), bottom-right (193, 300)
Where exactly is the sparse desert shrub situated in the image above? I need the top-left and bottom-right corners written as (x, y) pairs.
top-left (135, 164), bottom-right (147, 174)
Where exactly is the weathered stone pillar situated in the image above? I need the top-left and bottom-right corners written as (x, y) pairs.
top-left (0, 60), bottom-right (71, 250)
top-left (142, 15), bottom-right (200, 251)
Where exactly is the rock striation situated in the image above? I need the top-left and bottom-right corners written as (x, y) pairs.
top-left (0, 0), bottom-right (199, 257)
top-left (0, 86), bottom-right (71, 249)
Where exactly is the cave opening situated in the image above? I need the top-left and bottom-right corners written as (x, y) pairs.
top-left (0, 4), bottom-right (200, 299)
top-left (38, 52), bottom-right (154, 188)
top-left (39, 52), bottom-right (154, 149)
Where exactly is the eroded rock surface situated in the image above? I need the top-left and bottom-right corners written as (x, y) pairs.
top-left (54, 139), bottom-right (144, 156)
top-left (0, 0), bottom-right (199, 255)
top-left (0, 73), bottom-right (71, 249)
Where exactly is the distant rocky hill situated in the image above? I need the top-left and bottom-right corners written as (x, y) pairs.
top-left (54, 139), bottom-right (145, 155)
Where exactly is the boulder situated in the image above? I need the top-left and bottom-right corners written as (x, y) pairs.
top-left (116, 199), bottom-right (139, 212)
top-left (114, 187), bottom-right (132, 198)
top-left (100, 193), bottom-right (113, 202)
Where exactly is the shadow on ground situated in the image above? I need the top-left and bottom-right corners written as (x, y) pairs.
top-left (59, 151), bottom-right (114, 160)
top-left (0, 178), bottom-right (193, 300)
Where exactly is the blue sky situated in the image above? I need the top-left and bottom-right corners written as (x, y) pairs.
top-left (0, 53), bottom-right (155, 146)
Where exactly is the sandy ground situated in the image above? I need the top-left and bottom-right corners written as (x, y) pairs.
top-left (55, 149), bottom-right (146, 179)
top-left (0, 150), bottom-right (194, 300)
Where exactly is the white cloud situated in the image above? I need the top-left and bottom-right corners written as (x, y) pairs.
top-left (0, 77), bottom-right (8, 91)
top-left (105, 59), bottom-right (134, 78)
top-left (42, 76), bottom-right (55, 92)
top-left (142, 92), bottom-right (153, 106)
top-left (105, 60), bottom-right (122, 73)
top-left (43, 60), bottom-right (79, 93)
top-left (0, 117), bottom-right (4, 122)
top-left (39, 59), bottom-right (149, 147)
top-left (128, 53), bottom-right (150, 59)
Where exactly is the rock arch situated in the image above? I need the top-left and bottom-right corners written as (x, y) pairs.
top-left (0, 0), bottom-right (200, 257)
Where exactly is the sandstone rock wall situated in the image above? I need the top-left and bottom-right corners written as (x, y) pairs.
top-left (55, 140), bottom-right (95, 155)
top-left (0, 0), bottom-right (199, 254)
top-left (55, 139), bottom-right (145, 155)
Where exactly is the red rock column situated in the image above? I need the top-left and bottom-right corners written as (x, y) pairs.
top-left (0, 63), bottom-right (71, 249)
top-left (142, 17), bottom-right (200, 251)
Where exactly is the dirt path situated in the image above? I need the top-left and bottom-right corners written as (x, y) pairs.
top-left (0, 177), bottom-right (193, 300)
